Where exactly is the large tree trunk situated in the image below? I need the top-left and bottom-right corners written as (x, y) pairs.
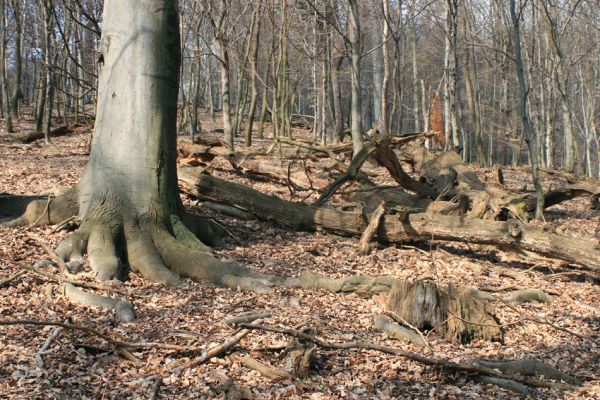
top-left (47, 0), bottom-right (276, 290)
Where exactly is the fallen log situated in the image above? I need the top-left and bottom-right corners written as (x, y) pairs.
top-left (14, 126), bottom-right (74, 144)
top-left (178, 167), bottom-right (600, 271)
top-left (399, 144), bottom-right (530, 220)
top-left (525, 182), bottom-right (600, 212)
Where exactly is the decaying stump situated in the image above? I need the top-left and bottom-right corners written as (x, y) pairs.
top-left (385, 279), bottom-right (503, 343)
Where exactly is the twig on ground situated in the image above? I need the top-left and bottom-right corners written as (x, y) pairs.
top-left (15, 261), bottom-right (128, 296)
top-left (178, 328), bottom-right (251, 373)
top-left (238, 322), bottom-right (578, 390)
top-left (37, 320), bottom-right (67, 368)
top-left (25, 234), bottom-right (68, 273)
top-left (0, 270), bottom-right (25, 288)
top-left (0, 319), bottom-right (203, 352)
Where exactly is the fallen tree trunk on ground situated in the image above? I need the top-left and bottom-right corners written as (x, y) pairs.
top-left (14, 126), bottom-right (74, 144)
top-left (525, 182), bottom-right (600, 212)
top-left (179, 167), bottom-right (600, 271)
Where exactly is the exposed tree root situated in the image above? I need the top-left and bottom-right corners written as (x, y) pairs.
top-left (1, 184), bottom-right (284, 290)
top-left (473, 375), bottom-right (530, 395)
top-left (374, 315), bottom-right (427, 348)
top-left (470, 359), bottom-right (581, 385)
top-left (507, 289), bottom-right (553, 304)
top-left (62, 283), bottom-right (135, 322)
top-left (299, 271), bottom-right (394, 296)
top-left (0, 188), bottom-right (78, 227)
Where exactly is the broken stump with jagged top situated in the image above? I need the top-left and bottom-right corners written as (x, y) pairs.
top-left (385, 278), bottom-right (503, 343)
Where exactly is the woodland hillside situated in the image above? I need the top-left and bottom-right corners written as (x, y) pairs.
top-left (0, 0), bottom-right (599, 399)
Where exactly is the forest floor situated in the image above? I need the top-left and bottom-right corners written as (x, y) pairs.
top-left (0, 113), bottom-right (599, 399)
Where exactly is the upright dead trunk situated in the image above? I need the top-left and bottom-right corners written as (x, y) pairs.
top-left (348, 0), bottom-right (363, 156)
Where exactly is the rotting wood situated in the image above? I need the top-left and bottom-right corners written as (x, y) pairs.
top-left (525, 182), bottom-right (600, 212)
top-left (201, 201), bottom-right (256, 220)
top-left (230, 353), bottom-right (290, 381)
top-left (357, 201), bottom-right (386, 255)
top-left (179, 168), bottom-right (600, 271)
top-left (385, 279), bottom-right (503, 343)
top-left (14, 125), bottom-right (73, 143)
top-left (400, 145), bottom-right (530, 220)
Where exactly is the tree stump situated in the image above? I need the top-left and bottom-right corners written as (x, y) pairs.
top-left (385, 279), bottom-right (503, 343)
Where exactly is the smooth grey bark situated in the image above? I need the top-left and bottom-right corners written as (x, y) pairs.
top-left (55, 0), bottom-right (272, 290)
top-left (348, 0), bottom-right (363, 156)
top-left (331, 53), bottom-right (344, 142)
top-left (203, 0), bottom-right (233, 148)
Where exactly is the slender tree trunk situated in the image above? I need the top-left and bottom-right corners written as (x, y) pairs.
top-left (244, 0), bottom-right (261, 147)
top-left (510, 0), bottom-right (544, 220)
top-left (462, 3), bottom-right (484, 166)
top-left (43, 2), bottom-right (55, 143)
top-left (0, 0), bottom-right (12, 132)
top-left (380, 0), bottom-right (391, 134)
top-left (348, 0), bottom-right (363, 156)
top-left (541, 1), bottom-right (575, 173)
top-left (331, 55), bottom-right (343, 142)
top-left (443, 0), bottom-right (460, 150)
top-left (9, 0), bottom-right (22, 121)
top-left (409, 0), bottom-right (420, 133)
